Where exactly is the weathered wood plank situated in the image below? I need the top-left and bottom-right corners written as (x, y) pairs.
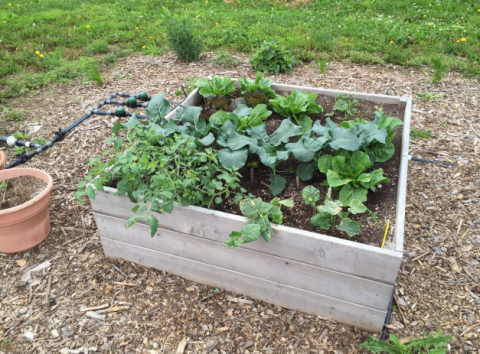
top-left (101, 237), bottom-right (387, 332)
top-left (90, 189), bottom-right (402, 284)
top-left (270, 83), bottom-right (402, 104)
top-left (94, 213), bottom-right (393, 310)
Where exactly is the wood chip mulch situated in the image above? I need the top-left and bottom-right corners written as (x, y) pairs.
top-left (0, 52), bottom-right (479, 354)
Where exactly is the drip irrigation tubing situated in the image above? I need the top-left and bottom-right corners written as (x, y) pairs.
top-left (409, 155), bottom-right (457, 166)
top-left (381, 290), bottom-right (395, 340)
top-left (1, 91), bottom-right (182, 169)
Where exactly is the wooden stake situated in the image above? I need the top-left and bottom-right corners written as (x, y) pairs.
top-left (250, 168), bottom-right (254, 182)
top-left (45, 275), bottom-right (52, 305)
top-left (296, 176), bottom-right (300, 188)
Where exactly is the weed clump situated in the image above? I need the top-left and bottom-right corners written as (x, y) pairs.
top-left (166, 18), bottom-right (203, 62)
top-left (250, 40), bottom-right (298, 75)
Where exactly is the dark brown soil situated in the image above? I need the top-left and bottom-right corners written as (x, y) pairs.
top-left (0, 176), bottom-right (47, 210)
top-left (211, 91), bottom-right (405, 247)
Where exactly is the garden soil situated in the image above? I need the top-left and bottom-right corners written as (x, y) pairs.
top-left (0, 52), bottom-right (479, 354)
top-left (0, 176), bottom-right (47, 210)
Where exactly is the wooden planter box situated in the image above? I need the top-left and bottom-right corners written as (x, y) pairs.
top-left (90, 82), bottom-right (411, 332)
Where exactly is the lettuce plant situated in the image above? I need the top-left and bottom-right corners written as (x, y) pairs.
top-left (195, 76), bottom-right (235, 98)
top-left (239, 72), bottom-right (277, 107)
top-left (270, 89), bottom-right (323, 131)
top-left (302, 186), bottom-right (366, 237)
top-left (317, 151), bottom-right (389, 206)
top-left (226, 197), bottom-right (293, 246)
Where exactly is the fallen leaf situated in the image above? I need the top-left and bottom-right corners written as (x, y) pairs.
top-left (16, 259), bottom-right (27, 267)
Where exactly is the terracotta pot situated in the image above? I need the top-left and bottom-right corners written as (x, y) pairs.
top-left (0, 151), bottom-right (5, 170)
top-left (0, 168), bottom-right (53, 254)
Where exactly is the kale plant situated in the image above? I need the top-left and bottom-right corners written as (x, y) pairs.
top-left (250, 40), bottom-right (298, 75)
top-left (226, 197), bottom-right (293, 246)
top-left (302, 186), bottom-right (366, 237)
top-left (270, 89), bottom-right (323, 131)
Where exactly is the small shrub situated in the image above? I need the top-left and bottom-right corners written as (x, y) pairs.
top-left (250, 40), bottom-right (297, 74)
top-left (166, 18), bottom-right (203, 62)
top-left (87, 40), bottom-right (109, 54)
top-left (431, 55), bottom-right (449, 84)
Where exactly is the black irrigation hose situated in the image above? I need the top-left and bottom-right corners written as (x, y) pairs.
top-left (409, 156), bottom-right (457, 167)
top-left (2, 91), bottom-right (182, 169)
top-left (381, 290), bottom-right (395, 340)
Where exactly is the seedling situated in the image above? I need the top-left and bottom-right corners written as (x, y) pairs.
top-left (431, 55), bottom-right (449, 84)
top-left (316, 59), bottom-right (328, 74)
top-left (410, 128), bottom-right (437, 140)
top-left (226, 197), bottom-right (293, 246)
top-left (302, 186), bottom-right (366, 237)
top-left (416, 92), bottom-right (442, 100)
top-left (329, 94), bottom-right (359, 118)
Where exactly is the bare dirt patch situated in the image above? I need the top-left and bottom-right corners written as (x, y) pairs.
top-left (0, 52), bottom-right (479, 353)
top-left (0, 176), bottom-right (47, 210)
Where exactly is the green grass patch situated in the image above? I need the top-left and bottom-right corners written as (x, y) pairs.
top-left (1, 0), bottom-right (479, 100)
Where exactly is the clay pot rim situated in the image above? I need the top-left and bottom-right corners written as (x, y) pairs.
top-left (0, 151), bottom-right (5, 168)
top-left (0, 168), bottom-right (53, 215)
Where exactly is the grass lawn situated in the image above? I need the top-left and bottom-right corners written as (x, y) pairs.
top-left (0, 0), bottom-right (479, 101)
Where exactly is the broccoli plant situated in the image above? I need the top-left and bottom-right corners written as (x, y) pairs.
top-left (226, 197), bottom-right (293, 246)
top-left (302, 186), bottom-right (366, 237)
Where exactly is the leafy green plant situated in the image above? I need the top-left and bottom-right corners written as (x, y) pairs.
top-left (431, 55), bottom-right (449, 84)
top-left (317, 151), bottom-right (389, 206)
top-left (250, 40), bottom-right (298, 75)
top-left (14, 146), bottom-right (25, 155)
top-left (87, 39), bottom-right (109, 54)
top-left (329, 94), bottom-right (359, 118)
top-left (166, 17), bottom-right (203, 62)
top-left (316, 59), bottom-right (328, 74)
top-left (86, 65), bottom-right (104, 84)
top-left (302, 186), bottom-right (366, 237)
top-left (416, 92), bottom-right (441, 100)
top-left (361, 330), bottom-right (451, 354)
top-left (410, 128), bottom-right (437, 140)
top-left (214, 51), bottom-right (242, 66)
top-left (76, 94), bottom-right (244, 237)
top-left (195, 76), bottom-right (235, 98)
top-left (0, 107), bottom-right (25, 122)
top-left (239, 72), bottom-right (276, 107)
top-left (269, 89), bottom-right (323, 131)
top-left (226, 197), bottom-right (293, 246)
top-left (13, 132), bottom-right (29, 140)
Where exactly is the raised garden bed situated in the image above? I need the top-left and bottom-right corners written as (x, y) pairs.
top-left (88, 79), bottom-right (411, 332)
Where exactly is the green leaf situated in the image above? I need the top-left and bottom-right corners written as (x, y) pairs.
top-left (361, 168), bottom-right (390, 191)
top-left (311, 212), bottom-right (331, 230)
top-left (147, 215), bottom-right (159, 237)
top-left (209, 110), bottom-right (229, 128)
top-left (277, 199), bottom-right (294, 208)
top-left (74, 190), bottom-right (84, 201)
top-left (261, 217), bottom-right (274, 242)
top-left (85, 185), bottom-right (96, 200)
top-left (295, 115), bottom-right (313, 131)
top-left (365, 139), bottom-right (395, 163)
top-left (218, 148), bottom-right (248, 168)
top-left (302, 185), bottom-right (320, 206)
top-left (336, 218), bottom-right (360, 237)
top-left (317, 155), bottom-right (333, 174)
top-left (359, 121), bottom-right (388, 145)
top-left (199, 132), bottom-right (215, 146)
top-left (93, 178), bottom-right (104, 191)
top-left (241, 222), bottom-right (262, 243)
top-left (326, 170), bottom-right (352, 188)
top-left (338, 184), bottom-right (368, 206)
top-left (329, 127), bottom-right (360, 151)
top-left (146, 93), bottom-right (171, 123)
top-left (318, 199), bottom-right (343, 215)
top-left (350, 151), bottom-right (372, 170)
top-left (297, 162), bottom-right (316, 181)
top-left (312, 120), bottom-right (330, 136)
top-left (227, 131), bottom-right (258, 150)
top-left (269, 174), bottom-right (287, 196)
top-left (269, 119), bottom-right (302, 146)
top-left (245, 104), bottom-right (272, 127)
top-left (348, 199), bottom-right (367, 214)
top-left (240, 199), bottom-right (260, 218)
top-left (233, 104), bottom-right (252, 117)
top-left (303, 135), bottom-right (329, 152)
top-left (285, 140), bottom-right (314, 162)
top-left (258, 150), bottom-right (277, 166)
